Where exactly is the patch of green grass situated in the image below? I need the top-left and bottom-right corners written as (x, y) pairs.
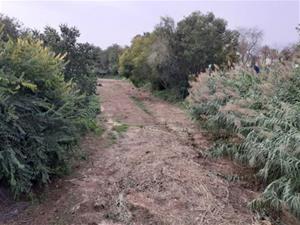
top-left (94, 125), bottom-right (105, 136)
top-left (176, 100), bottom-right (189, 110)
top-left (108, 131), bottom-right (118, 144)
top-left (130, 96), bottom-right (151, 115)
top-left (153, 89), bottom-right (182, 103)
top-left (112, 123), bottom-right (129, 133)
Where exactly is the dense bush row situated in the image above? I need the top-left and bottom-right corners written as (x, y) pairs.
top-left (188, 59), bottom-right (300, 218)
top-left (0, 16), bottom-right (100, 197)
top-left (119, 12), bottom-right (239, 100)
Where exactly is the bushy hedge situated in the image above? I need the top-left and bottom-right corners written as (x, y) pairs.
top-left (188, 64), bottom-right (300, 219)
top-left (0, 37), bottom-right (99, 197)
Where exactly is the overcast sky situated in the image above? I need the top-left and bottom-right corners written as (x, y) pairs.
top-left (0, 0), bottom-right (299, 49)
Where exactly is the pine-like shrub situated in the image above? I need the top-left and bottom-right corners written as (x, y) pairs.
top-left (0, 37), bottom-right (99, 197)
top-left (188, 64), bottom-right (300, 219)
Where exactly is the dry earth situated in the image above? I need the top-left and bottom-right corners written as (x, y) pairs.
top-left (1, 79), bottom-right (272, 225)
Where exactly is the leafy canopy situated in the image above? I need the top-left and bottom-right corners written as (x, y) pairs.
top-left (119, 12), bottom-right (239, 100)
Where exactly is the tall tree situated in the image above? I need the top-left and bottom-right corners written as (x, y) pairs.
top-left (102, 44), bottom-right (124, 75)
top-left (37, 25), bottom-right (99, 95)
top-left (174, 12), bottom-right (239, 74)
top-left (0, 14), bottom-right (27, 41)
top-left (237, 27), bottom-right (263, 64)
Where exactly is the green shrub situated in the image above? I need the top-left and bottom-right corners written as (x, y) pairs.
top-left (34, 25), bottom-right (99, 96)
top-left (188, 65), bottom-right (300, 219)
top-left (0, 37), bottom-right (99, 197)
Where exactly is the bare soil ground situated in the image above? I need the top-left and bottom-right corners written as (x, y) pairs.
top-left (1, 79), bottom-right (270, 225)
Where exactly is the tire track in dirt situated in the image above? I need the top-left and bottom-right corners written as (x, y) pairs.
top-left (3, 79), bottom-right (269, 225)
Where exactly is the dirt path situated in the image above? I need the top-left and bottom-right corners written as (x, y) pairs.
top-left (3, 79), bottom-right (264, 225)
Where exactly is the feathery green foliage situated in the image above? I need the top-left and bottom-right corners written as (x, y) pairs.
top-left (188, 63), bottom-right (300, 219)
top-left (0, 36), bottom-right (99, 197)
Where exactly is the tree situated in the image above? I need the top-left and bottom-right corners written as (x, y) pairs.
top-left (100, 44), bottom-right (124, 75)
top-left (175, 12), bottom-right (239, 74)
top-left (0, 14), bottom-right (25, 41)
top-left (154, 16), bottom-right (175, 40)
top-left (260, 45), bottom-right (278, 64)
top-left (39, 26), bottom-right (62, 52)
top-left (237, 27), bottom-right (263, 64)
top-left (280, 45), bottom-right (296, 61)
top-left (148, 17), bottom-right (177, 90)
top-left (260, 45), bottom-right (271, 61)
top-left (37, 25), bottom-right (98, 95)
top-left (119, 33), bottom-right (155, 87)
top-left (119, 12), bottom-right (239, 99)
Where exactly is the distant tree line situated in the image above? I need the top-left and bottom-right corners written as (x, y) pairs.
top-left (119, 12), bottom-right (240, 100)
top-left (118, 12), bottom-right (300, 101)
